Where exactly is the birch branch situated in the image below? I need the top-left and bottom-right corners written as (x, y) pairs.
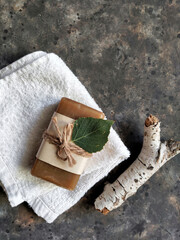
top-left (95, 115), bottom-right (180, 214)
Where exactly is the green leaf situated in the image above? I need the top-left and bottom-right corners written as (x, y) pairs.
top-left (71, 117), bottom-right (114, 153)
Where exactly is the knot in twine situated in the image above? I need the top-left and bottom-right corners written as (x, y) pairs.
top-left (43, 117), bottom-right (92, 167)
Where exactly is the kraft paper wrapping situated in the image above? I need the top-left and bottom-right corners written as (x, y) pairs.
top-left (36, 113), bottom-right (89, 175)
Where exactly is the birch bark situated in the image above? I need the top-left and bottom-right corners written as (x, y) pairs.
top-left (95, 115), bottom-right (180, 214)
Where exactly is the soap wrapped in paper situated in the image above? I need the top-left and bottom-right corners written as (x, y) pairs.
top-left (31, 97), bottom-right (105, 190)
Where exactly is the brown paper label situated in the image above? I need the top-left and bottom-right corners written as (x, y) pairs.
top-left (36, 112), bottom-right (88, 175)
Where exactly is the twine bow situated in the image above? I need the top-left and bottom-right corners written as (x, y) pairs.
top-left (43, 117), bottom-right (92, 167)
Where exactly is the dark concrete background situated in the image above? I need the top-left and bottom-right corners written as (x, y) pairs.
top-left (0, 0), bottom-right (180, 239)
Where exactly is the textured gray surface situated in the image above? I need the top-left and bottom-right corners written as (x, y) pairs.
top-left (0, 0), bottom-right (180, 239)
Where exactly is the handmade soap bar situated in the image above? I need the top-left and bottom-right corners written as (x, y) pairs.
top-left (31, 97), bottom-right (105, 190)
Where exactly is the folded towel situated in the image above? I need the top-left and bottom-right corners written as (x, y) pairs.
top-left (0, 51), bottom-right (130, 223)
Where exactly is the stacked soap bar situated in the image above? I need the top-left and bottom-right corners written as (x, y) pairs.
top-left (31, 97), bottom-right (104, 190)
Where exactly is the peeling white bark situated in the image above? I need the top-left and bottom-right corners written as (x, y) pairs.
top-left (95, 115), bottom-right (180, 214)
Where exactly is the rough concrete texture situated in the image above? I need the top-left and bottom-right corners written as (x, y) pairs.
top-left (0, 0), bottom-right (180, 239)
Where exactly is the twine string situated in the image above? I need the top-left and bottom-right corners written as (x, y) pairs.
top-left (43, 116), bottom-right (92, 167)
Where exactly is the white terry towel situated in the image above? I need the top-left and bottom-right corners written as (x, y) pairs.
top-left (0, 51), bottom-right (130, 223)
